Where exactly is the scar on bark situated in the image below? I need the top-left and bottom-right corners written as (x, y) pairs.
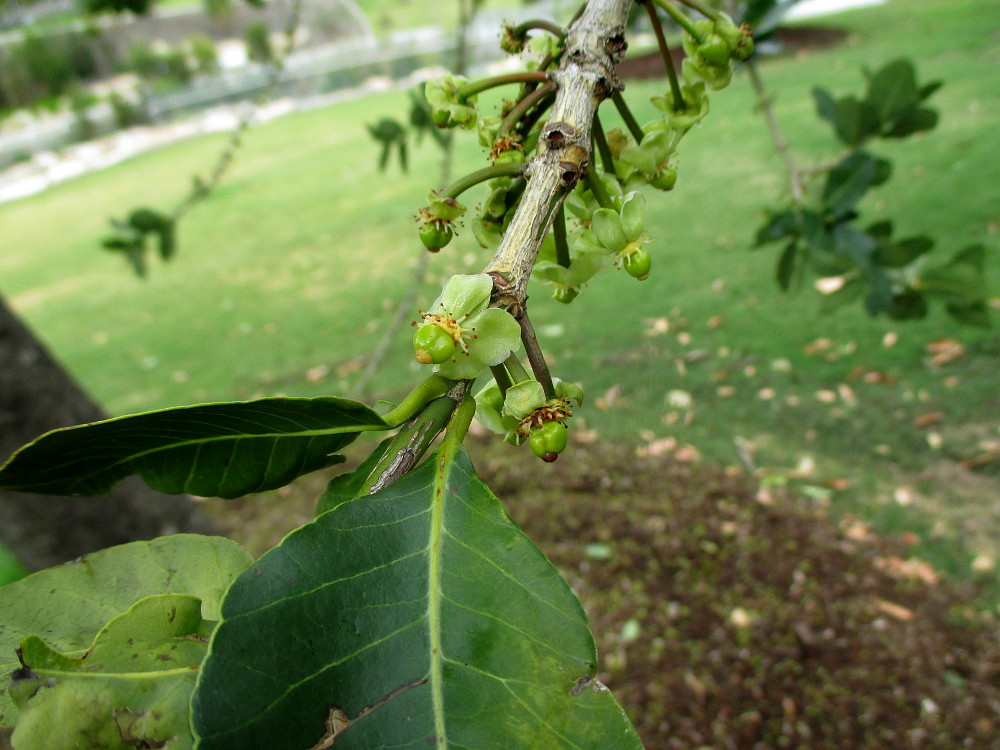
top-left (308, 677), bottom-right (428, 749)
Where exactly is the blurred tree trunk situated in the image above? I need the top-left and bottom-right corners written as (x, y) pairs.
top-left (0, 295), bottom-right (216, 571)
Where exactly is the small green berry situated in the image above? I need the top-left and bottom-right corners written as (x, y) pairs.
top-left (650, 167), bottom-right (677, 191)
top-left (553, 286), bottom-right (579, 304)
top-left (624, 248), bottom-right (652, 280)
top-left (418, 221), bottom-right (453, 251)
top-left (698, 33), bottom-right (732, 67)
top-left (530, 421), bottom-right (569, 462)
top-left (412, 323), bottom-right (456, 364)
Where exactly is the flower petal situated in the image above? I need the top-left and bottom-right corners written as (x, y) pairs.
top-left (435, 274), bottom-right (493, 317)
top-left (465, 307), bottom-right (521, 366)
top-left (592, 208), bottom-right (627, 253)
top-left (620, 192), bottom-right (646, 244)
top-left (503, 380), bottom-right (546, 421)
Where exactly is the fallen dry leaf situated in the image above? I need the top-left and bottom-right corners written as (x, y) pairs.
top-left (875, 599), bottom-right (915, 621)
top-left (925, 338), bottom-right (965, 366)
top-left (914, 412), bottom-right (946, 427)
top-left (595, 384), bottom-right (626, 410)
top-left (875, 556), bottom-right (939, 585)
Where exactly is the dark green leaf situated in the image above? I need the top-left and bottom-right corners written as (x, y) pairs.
top-left (157, 221), bottom-right (175, 261)
top-left (823, 152), bottom-right (877, 216)
top-left (742, 0), bottom-right (805, 36)
top-left (886, 288), bottom-right (929, 321)
top-left (0, 397), bottom-right (387, 498)
top-left (776, 241), bottom-right (798, 290)
top-left (753, 210), bottom-right (798, 246)
top-left (832, 223), bottom-right (878, 271)
top-left (866, 220), bottom-right (894, 241)
top-left (871, 157), bottom-right (892, 187)
top-left (193, 446), bottom-right (643, 749)
top-left (884, 107), bottom-right (938, 138)
top-left (817, 276), bottom-right (864, 314)
top-left (952, 243), bottom-right (986, 272)
top-left (918, 261), bottom-right (988, 306)
top-left (315, 437), bottom-right (391, 516)
top-left (812, 86), bottom-right (837, 127)
top-left (875, 235), bottom-right (934, 268)
top-left (808, 248), bottom-right (854, 276)
top-left (863, 267), bottom-right (894, 316)
top-left (398, 138), bottom-right (409, 172)
top-left (946, 302), bottom-right (991, 327)
top-left (863, 59), bottom-right (918, 128)
top-left (832, 97), bottom-right (880, 147)
top-left (918, 80), bottom-right (944, 102)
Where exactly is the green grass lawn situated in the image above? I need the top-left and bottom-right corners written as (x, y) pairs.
top-left (3, 0), bottom-right (998, 594)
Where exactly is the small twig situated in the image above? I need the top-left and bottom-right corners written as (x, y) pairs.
top-left (499, 81), bottom-right (558, 138)
top-left (456, 71), bottom-right (549, 101)
top-left (652, 0), bottom-right (705, 41)
top-left (553, 204), bottom-right (571, 269)
top-left (513, 19), bottom-right (568, 39)
top-left (745, 60), bottom-right (804, 202)
top-left (442, 162), bottom-right (525, 199)
top-left (584, 167), bottom-right (614, 208)
top-left (592, 113), bottom-right (616, 174)
top-left (517, 312), bottom-right (556, 399)
top-left (645, 1), bottom-right (686, 111)
top-left (611, 91), bottom-right (645, 143)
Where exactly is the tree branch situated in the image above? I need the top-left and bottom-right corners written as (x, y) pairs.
top-left (745, 59), bottom-right (804, 203)
top-left (484, 0), bottom-right (634, 307)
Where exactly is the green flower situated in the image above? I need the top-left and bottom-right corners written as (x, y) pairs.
top-left (475, 377), bottom-right (583, 443)
top-left (425, 74), bottom-right (478, 130)
top-left (591, 191), bottom-right (646, 255)
top-left (651, 82), bottom-right (710, 131)
top-left (414, 274), bottom-right (521, 380)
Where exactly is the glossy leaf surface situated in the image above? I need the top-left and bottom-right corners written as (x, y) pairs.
top-left (193, 446), bottom-right (642, 749)
top-left (0, 397), bottom-right (387, 498)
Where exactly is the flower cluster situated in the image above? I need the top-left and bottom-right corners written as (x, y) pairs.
top-left (411, 274), bottom-right (520, 380)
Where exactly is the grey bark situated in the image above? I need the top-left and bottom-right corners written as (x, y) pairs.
top-left (0, 295), bottom-right (215, 571)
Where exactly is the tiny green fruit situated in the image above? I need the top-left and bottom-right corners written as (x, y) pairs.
top-left (418, 221), bottom-right (453, 251)
top-left (698, 33), bottom-right (732, 67)
top-left (624, 248), bottom-right (652, 280)
top-left (412, 323), bottom-right (456, 364)
top-left (530, 421), bottom-right (569, 462)
top-left (553, 286), bottom-right (579, 304)
top-left (651, 167), bottom-right (677, 191)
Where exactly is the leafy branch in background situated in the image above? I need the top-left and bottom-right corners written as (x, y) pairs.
top-left (2, 0), bottom-right (759, 745)
top-left (749, 56), bottom-right (991, 325)
top-left (98, 0), bottom-right (300, 277)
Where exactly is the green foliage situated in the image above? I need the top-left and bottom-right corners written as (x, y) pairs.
top-left (753, 58), bottom-right (990, 325)
top-left (126, 40), bottom-right (192, 86)
top-left (189, 34), bottom-right (220, 74)
top-left (0, 397), bottom-right (387, 498)
top-left (101, 206), bottom-right (176, 276)
top-left (0, 535), bottom-right (252, 741)
top-left (0, 543), bottom-right (27, 587)
top-left (2, 1), bottom-right (997, 746)
top-left (245, 20), bottom-right (273, 64)
top-left (193, 445), bottom-right (642, 749)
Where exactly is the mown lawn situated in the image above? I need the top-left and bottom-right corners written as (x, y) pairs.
top-left (2, 0), bottom-right (998, 595)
